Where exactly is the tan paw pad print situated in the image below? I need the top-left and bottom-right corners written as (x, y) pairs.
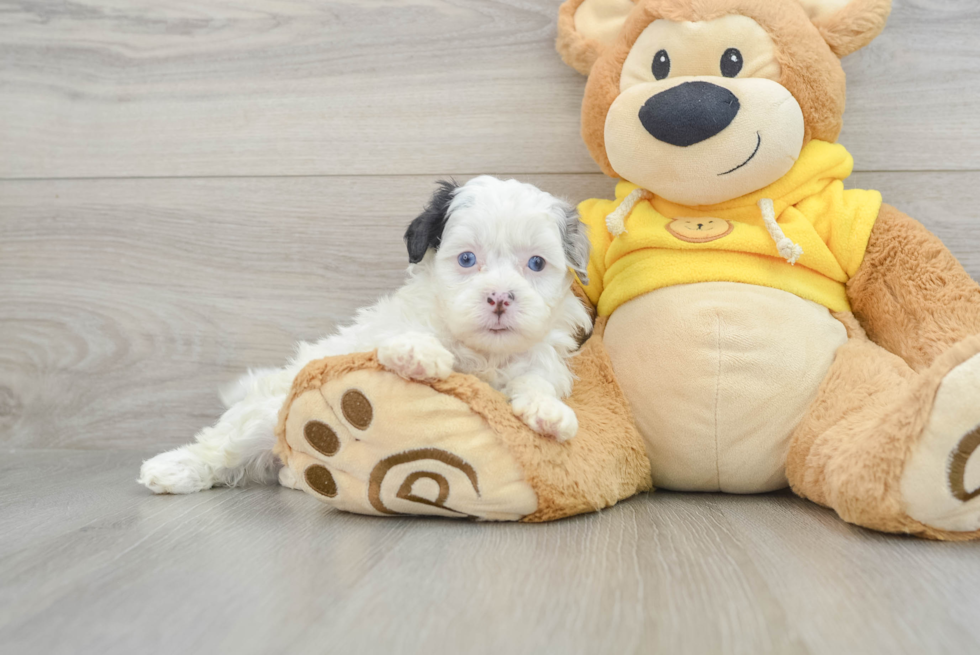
top-left (280, 368), bottom-right (538, 521)
top-left (902, 351), bottom-right (980, 532)
top-left (949, 428), bottom-right (980, 503)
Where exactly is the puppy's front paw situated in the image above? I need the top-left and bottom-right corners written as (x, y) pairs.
top-left (511, 394), bottom-right (578, 442)
top-left (138, 448), bottom-right (215, 494)
top-left (378, 334), bottom-right (454, 381)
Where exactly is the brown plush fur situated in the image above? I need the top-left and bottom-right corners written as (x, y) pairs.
top-left (847, 203), bottom-right (980, 373)
top-left (557, 0), bottom-right (608, 76)
top-left (580, 0), bottom-right (850, 177)
top-left (274, 313), bottom-right (653, 523)
top-left (812, 0), bottom-right (891, 58)
top-left (786, 312), bottom-right (980, 541)
top-left (556, 0), bottom-right (890, 76)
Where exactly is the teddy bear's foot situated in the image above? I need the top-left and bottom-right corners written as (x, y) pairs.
top-left (901, 352), bottom-right (980, 533)
top-left (277, 365), bottom-right (539, 521)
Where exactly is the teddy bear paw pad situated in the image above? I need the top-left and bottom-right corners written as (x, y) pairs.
top-left (901, 352), bottom-right (980, 533)
top-left (279, 368), bottom-right (538, 521)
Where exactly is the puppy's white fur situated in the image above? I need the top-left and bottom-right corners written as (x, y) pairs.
top-left (139, 176), bottom-right (592, 494)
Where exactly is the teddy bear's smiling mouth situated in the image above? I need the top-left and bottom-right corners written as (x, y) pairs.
top-left (718, 132), bottom-right (762, 176)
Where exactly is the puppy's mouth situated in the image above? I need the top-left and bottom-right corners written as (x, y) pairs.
top-left (485, 318), bottom-right (517, 335)
top-left (718, 132), bottom-right (761, 176)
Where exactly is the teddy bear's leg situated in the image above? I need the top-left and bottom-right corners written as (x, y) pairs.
top-left (786, 316), bottom-right (911, 529)
top-left (786, 310), bottom-right (980, 537)
top-left (787, 320), bottom-right (980, 539)
top-left (274, 318), bottom-right (652, 522)
top-left (836, 204), bottom-right (980, 538)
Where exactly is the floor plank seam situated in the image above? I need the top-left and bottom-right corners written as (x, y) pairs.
top-left (4, 169), bottom-right (980, 183)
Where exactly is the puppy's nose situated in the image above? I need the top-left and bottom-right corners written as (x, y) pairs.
top-left (487, 291), bottom-right (515, 316)
top-left (639, 81), bottom-right (740, 147)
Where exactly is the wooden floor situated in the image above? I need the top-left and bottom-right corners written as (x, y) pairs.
top-left (1, 450), bottom-right (978, 655)
top-left (2, 1), bottom-right (979, 653)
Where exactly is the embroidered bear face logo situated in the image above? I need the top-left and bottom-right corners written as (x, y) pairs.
top-left (557, 0), bottom-right (891, 205)
top-left (666, 218), bottom-right (733, 243)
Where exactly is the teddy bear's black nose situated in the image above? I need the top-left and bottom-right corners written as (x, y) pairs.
top-left (639, 81), bottom-right (740, 147)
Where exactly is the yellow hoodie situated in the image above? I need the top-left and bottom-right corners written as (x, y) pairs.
top-left (579, 140), bottom-right (882, 316)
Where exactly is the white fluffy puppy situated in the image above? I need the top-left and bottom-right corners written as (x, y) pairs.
top-left (139, 176), bottom-right (593, 494)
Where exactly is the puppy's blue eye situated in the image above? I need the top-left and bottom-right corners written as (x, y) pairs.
top-left (527, 256), bottom-right (545, 272)
top-left (457, 251), bottom-right (477, 268)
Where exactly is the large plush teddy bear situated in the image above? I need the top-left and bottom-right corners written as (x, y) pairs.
top-left (275, 0), bottom-right (980, 539)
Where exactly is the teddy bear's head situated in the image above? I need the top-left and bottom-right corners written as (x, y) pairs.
top-left (557, 0), bottom-right (891, 206)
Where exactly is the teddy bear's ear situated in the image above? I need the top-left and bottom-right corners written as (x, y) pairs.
top-left (798, 0), bottom-right (892, 58)
top-left (557, 0), bottom-right (637, 75)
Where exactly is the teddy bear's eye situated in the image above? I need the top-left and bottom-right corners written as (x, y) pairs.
top-left (651, 49), bottom-right (670, 80)
top-left (721, 48), bottom-right (743, 77)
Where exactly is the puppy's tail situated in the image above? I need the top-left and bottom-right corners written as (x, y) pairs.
top-left (219, 367), bottom-right (280, 408)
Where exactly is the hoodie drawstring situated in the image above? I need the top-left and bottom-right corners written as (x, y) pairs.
top-left (605, 188), bottom-right (652, 236)
top-left (758, 198), bottom-right (804, 265)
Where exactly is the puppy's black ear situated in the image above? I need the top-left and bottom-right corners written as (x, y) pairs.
top-left (404, 180), bottom-right (458, 264)
top-left (558, 203), bottom-right (591, 285)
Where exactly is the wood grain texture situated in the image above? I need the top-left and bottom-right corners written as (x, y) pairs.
top-left (2, 0), bottom-right (979, 179)
top-left (0, 450), bottom-right (977, 655)
top-left (2, 172), bottom-right (978, 451)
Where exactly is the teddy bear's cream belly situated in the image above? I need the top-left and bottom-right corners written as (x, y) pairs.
top-left (604, 282), bottom-right (848, 493)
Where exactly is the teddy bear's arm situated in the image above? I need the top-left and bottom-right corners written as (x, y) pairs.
top-left (846, 203), bottom-right (980, 372)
